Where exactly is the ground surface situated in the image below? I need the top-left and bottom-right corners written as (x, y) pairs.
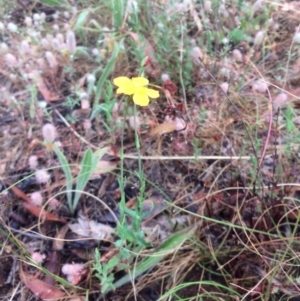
top-left (1, 0), bottom-right (300, 301)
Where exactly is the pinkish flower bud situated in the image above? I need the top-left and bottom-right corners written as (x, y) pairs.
top-left (252, 80), bottom-right (268, 93)
top-left (49, 198), bottom-right (60, 209)
top-left (33, 13), bottom-right (40, 21)
top-left (51, 38), bottom-right (60, 50)
top-left (20, 40), bottom-right (31, 54)
top-left (30, 191), bottom-right (43, 206)
top-left (63, 11), bottom-right (70, 19)
top-left (45, 51), bottom-right (58, 68)
top-left (24, 17), bottom-right (33, 27)
top-left (0, 43), bottom-right (8, 53)
top-left (56, 33), bottom-right (64, 45)
top-left (232, 49), bottom-right (243, 62)
top-left (42, 123), bottom-right (57, 142)
top-left (83, 119), bottom-right (92, 130)
top-left (174, 117), bottom-right (186, 131)
top-left (254, 31), bottom-right (264, 46)
top-left (220, 82), bottom-right (229, 94)
top-left (31, 251), bottom-right (47, 264)
top-left (253, 0), bottom-right (262, 12)
top-left (294, 33), bottom-right (300, 44)
top-left (62, 263), bottom-right (86, 285)
top-left (7, 22), bottom-right (18, 33)
top-left (129, 116), bottom-right (141, 131)
top-left (9, 73), bottom-right (17, 81)
top-left (273, 92), bottom-right (288, 109)
top-left (41, 38), bottom-right (50, 49)
top-left (86, 74), bottom-right (96, 84)
top-left (81, 99), bottom-right (90, 109)
top-left (53, 11), bottom-right (59, 19)
top-left (112, 102), bottom-right (119, 113)
top-left (37, 58), bottom-right (47, 69)
top-left (29, 155), bottom-right (38, 169)
top-left (66, 31), bottom-right (76, 54)
top-left (92, 48), bottom-right (99, 56)
top-left (161, 73), bottom-right (170, 82)
top-left (204, 0), bottom-right (212, 12)
top-left (52, 24), bottom-right (59, 31)
top-left (5, 53), bottom-right (18, 68)
top-left (190, 46), bottom-right (203, 61)
top-left (35, 169), bottom-right (50, 184)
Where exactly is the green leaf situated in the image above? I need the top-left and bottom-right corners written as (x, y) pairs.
top-left (39, 0), bottom-right (68, 7)
top-left (94, 147), bottom-right (107, 160)
top-left (157, 280), bottom-right (241, 300)
top-left (91, 42), bottom-right (121, 120)
top-left (107, 257), bottom-right (119, 270)
top-left (229, 28), bottom-right (245, 43)
top-left (112, 226), bottom-right (196, 291)
top-left (72, 148), bottom-right (95, 214)
top-left (285, 106), bottom-right (295, 132)
top-left (74, 10), bottom-right (90, 42)
top-left (110, 0), bottom-right (125, 28)
top-left (53, 143), bottom-right (73, 213)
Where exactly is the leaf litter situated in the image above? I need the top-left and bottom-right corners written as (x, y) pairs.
top-left (1, 1), bottom-right (300, 301)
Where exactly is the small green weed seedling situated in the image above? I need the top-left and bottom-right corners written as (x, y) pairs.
top-left (54, 144), bottom-right (107, 215)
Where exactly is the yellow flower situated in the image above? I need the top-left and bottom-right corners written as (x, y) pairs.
top-left (113, 76), bottom-right (159, 106)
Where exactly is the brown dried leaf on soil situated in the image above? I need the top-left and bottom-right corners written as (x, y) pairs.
top-left (149, 121), bottom-right (177, 136)
top-left (44, 225), bottom-right (70, 285)
top-left (37, 76), bottom-right (61, 102)
top-left (20, 268), bottom-right (66, 300)
top-left (5, 181), bottom-right (67, 223)
top-left (44, 251), bottom-right (61, 286)
top-left (22, 202), bottom-right (67, 223)
top-left (68, 213), bottom-right (114, 240)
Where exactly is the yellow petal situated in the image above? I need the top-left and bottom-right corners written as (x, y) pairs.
top-left (114, 77), bottom-right (135, 94)
top-left (113, 76), bottom-right (131, 87)
top-left (116, 87), bottom-right (134, 95)
top-left (132, 77), bottom-right (149, 87)
top-left (133, 92), bottom-right (150, 106)
top-left (145, 88), bottom-right (159, 99)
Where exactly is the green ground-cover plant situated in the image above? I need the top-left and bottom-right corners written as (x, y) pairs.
top-left (54, 144), bottom-right (107, 215)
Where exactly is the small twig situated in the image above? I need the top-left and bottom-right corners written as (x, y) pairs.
top-left (122, 154), bottom-right (252, 160)
top-left (54, 109), bottom-right (99, 150)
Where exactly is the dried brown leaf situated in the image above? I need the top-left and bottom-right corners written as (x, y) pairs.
top-left (92, 160), bottom-right (117, 176)
top-left (23, 202), bottom-right (67, 224)
top-left (149, 122), bottom-right (176, 137)
top-left (52, 224), bottom-right (69, 251)
top-left (44, 251), bottom-right (61, 286)
top-left (37, 76), bottom-right (61, 102)
top-left (20, 268), bottom-right (65, 300)
top-left (69, 214), bottom-right (114, 240)
top-left (5, 181), bottom-right (31, 203)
